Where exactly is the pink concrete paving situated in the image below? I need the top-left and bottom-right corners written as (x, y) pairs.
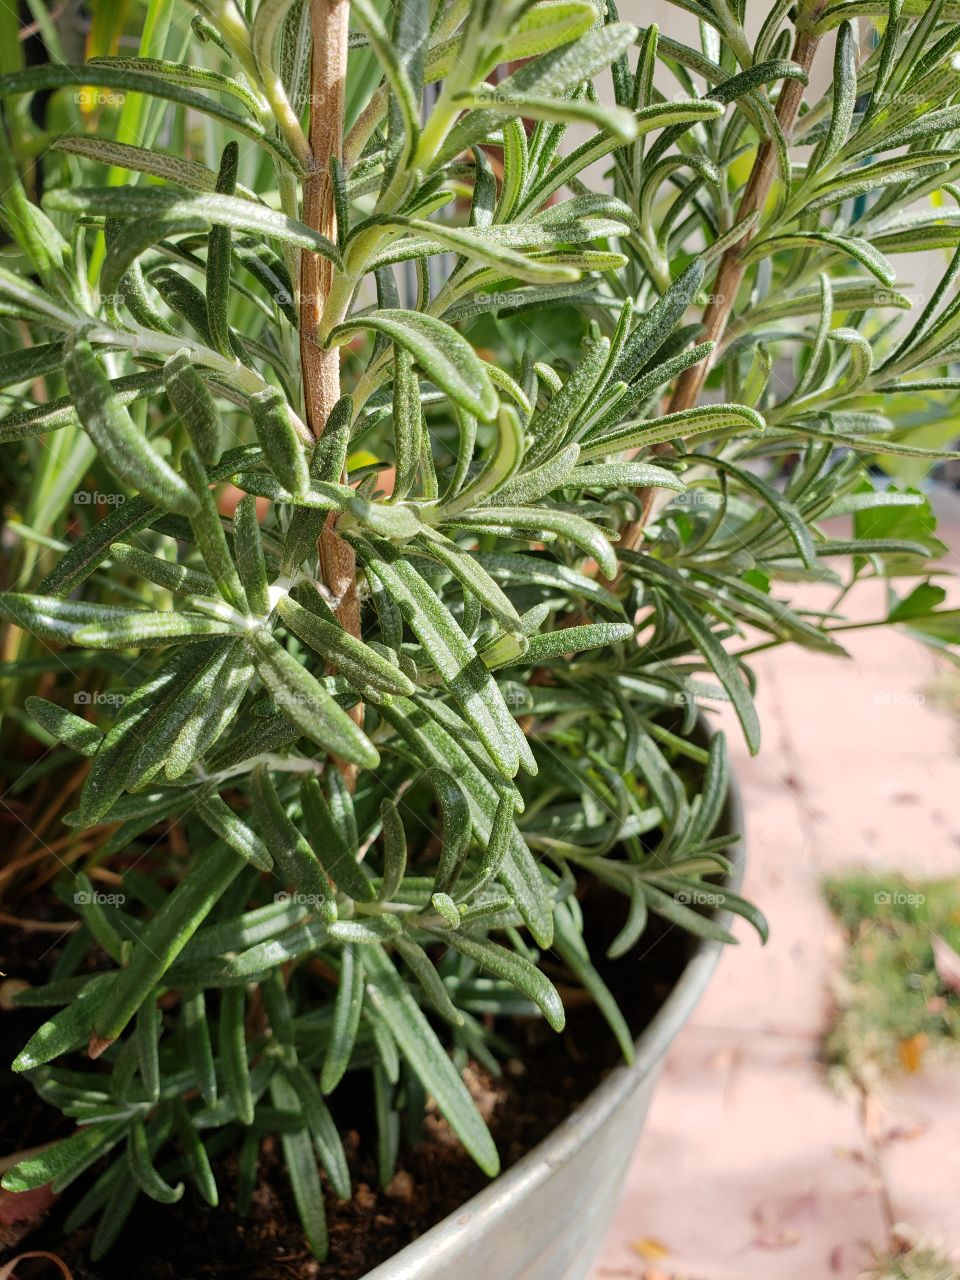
top-left (591, 526), bottom-right (960, 1280)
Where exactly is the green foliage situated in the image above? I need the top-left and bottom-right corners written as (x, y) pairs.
top-left (863, 1239), bottom-right (960, 1280)
top-left (823, 873), bottom-right (960, 1088)
top-left (1, 0), bottom-right (959, 1264)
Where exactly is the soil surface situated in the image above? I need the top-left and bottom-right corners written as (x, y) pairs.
top-left (1, 888), bottom-right (692, 1280)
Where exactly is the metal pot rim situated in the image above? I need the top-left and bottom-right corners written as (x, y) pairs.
top-left (362, 743), bottom-right (746, 1278)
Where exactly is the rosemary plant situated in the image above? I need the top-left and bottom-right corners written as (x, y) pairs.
top-left (1, 0), bottom-right (958, 1262)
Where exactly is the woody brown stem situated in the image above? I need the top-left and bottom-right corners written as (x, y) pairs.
top-left (300, 0), bottom-right (348, 438)
top-left (667, 31), bottom-right (819, 418)
top-left (301, 0), bottom-right (363, 780)
top-left (618, 23), bottom-right (822, 559)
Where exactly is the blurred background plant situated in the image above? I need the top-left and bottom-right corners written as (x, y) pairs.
top-left (864, 1230), bottom-right (960, 1280)
top-left (824, 873), bottom-right (960, 1091)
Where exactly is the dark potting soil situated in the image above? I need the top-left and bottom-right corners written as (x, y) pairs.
top-left (1, 888), bottom-right (694, 1280)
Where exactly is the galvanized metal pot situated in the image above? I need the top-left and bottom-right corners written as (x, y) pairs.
top-left (363, 772), bottom-right (746, 1280)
